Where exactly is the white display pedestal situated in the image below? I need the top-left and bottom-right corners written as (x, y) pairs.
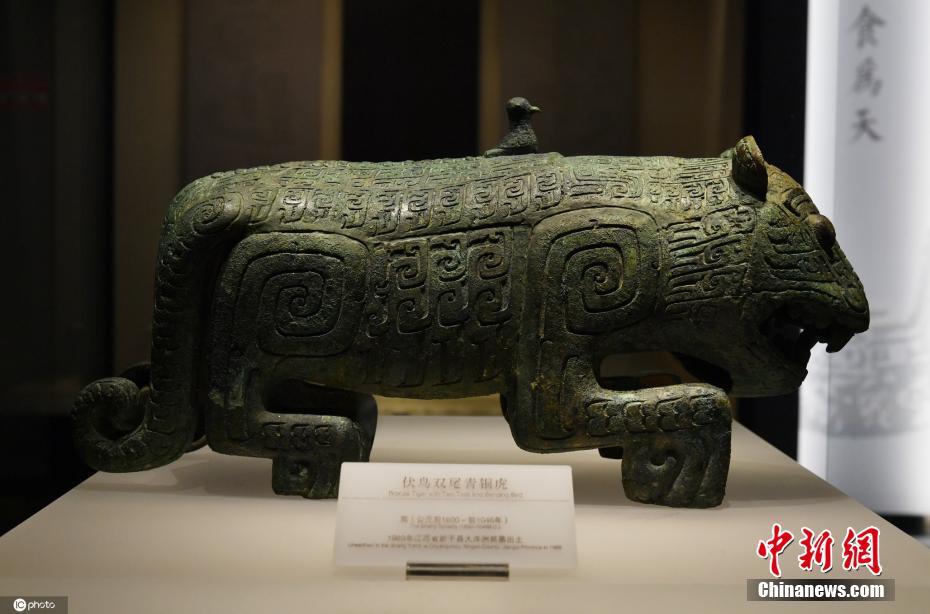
top-left (1, 416), bottom-right (929, 613)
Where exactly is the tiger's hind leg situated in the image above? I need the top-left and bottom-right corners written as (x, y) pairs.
top-left (263, 380), bottom-right (377, 499)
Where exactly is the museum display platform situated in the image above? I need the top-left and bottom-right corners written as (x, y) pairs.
top-left (2, 415), bottom-right (929, 613)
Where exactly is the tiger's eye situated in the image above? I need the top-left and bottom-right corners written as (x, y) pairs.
top-left (806, 213), bottom-right (836, 249)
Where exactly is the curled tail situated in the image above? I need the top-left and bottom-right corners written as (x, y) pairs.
top-left (73, 177), bottom-right (247, 471)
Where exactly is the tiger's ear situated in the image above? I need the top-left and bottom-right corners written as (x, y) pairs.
top-left (730, 135), bottom-right (768, 199)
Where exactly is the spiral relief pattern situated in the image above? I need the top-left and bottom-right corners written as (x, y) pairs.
top-left (557, 228), bottom-right (643, 334)
top-left (215, 235), bottom-right (369, 359)
top-left (571, 246), bottom-right (627, 312)
top-left (189, 192), bottom-right (243, 235)
top-left (72, 376), bottom-right (182, 472)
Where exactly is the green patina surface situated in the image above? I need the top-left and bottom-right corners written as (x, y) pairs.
top-left (73, 132), bottom-right (868, 507)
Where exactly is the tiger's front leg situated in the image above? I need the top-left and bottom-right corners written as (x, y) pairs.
top-left (586, 383), bottom-right (732, 508)
top-left (508, 357), bottom-right (731, 508)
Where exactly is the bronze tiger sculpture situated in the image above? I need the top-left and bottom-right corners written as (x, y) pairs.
top-left (73, 133), bottom-right (869, 508)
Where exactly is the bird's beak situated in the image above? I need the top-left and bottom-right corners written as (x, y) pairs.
top-left (530, 106), bottom-right (541, 113)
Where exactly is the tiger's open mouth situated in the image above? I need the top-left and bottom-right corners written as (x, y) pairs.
top-left (759, 303), bottom-right (856, 365)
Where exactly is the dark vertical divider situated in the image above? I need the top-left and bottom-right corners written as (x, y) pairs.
top-left (342, 0), bottom-right (479, 161)
top-left (737, 0), bottom-right (808, 459)
top-left (0, 1), bottom-right (54, 395)
top-left (53, 0), bottom-right (113, 383)
top-left (0, 0), bottom-right (112, 534)
top-left (743, 0), bottom-right (808, 181)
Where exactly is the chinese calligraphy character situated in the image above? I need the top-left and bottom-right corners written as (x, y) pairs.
top-left (798, 528), bottom-right (834, 572)
top-left (842, 526), bottom-right (882, 575)
top-left (853, 57), bottom-right (882, 95)
top-left (852, 108), bottom-right (882, 142)
top-left (851, 5), bottom-right (886, 48)
top-left (757, 523), bottom-right (795, 577)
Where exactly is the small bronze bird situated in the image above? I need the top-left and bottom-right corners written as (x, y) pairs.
top-left (484, 97), bottom-right (541, 157)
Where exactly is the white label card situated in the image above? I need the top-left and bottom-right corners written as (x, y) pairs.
top-left (334, 463), bottom-right (576, 569)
